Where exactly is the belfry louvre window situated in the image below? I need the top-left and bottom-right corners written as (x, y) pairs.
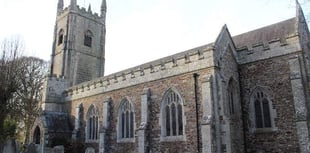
top-left (84, 30), bottom-right (93, 47)
top-left (86, 105), bottom-right (99, 142)
top-left (118, 99), bottom-right (135, 141)
top-left (58, 29), bottom-right (64, 45)
top-left (254, 92), bottom-right (271, 128)
top-left (161, 88), bottom-right (185, 140)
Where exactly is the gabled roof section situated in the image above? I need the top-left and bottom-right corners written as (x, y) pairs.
top-left (232, 17), bottom-right (297, 49)
top-left (214, 24), bottom-right (236, 48)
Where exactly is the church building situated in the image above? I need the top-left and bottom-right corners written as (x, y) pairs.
top-left (31, 0), bottom-right (310, 152)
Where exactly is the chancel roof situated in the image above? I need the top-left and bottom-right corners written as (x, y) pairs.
top-left (232, 17), bottom-right (297, 49)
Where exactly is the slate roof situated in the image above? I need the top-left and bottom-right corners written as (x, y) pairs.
top-left (232, 17), bottom-right (297, 48)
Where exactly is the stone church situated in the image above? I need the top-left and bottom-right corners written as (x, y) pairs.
top-left (30, 0), bottom-right (310, 152)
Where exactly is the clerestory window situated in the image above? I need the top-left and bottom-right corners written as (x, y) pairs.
top-left (86, 105), bottom-right (99, 142)
top-left (117, 98), bottom-right (135, 142)
top-left (160, 87), bottom-right (186, 141)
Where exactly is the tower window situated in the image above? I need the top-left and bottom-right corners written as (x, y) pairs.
top-left (58, 29), bottom-right (64, 45)
top-left (84, 30), bottom-right (93, 47)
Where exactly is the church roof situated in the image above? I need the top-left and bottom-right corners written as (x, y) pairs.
top-left (233, 17), bottom-right (297, 49)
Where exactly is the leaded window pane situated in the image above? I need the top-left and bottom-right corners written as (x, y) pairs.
top-left (122, 113), bottom-right (125, 138)
top-left (95, 117), bottom-right (98, 139)
top-left (255, 100), bottom-right (263, 128)
top-left (171, 103), bottom-right (176, 136)
top-left (92, 117), bottom-right (95, 139)
top-left (263, 99), bottom-right (271, 127)
top-left (89, 118), bottom-right (92, 139)
top-left (166, 105), bottom-right (170, 136)
top-left (130, 112), bottom-right (134, 138)
top-left (178, 104), bottom-right (183, 135)
top-left (126, 111), bottom-right (130, 138)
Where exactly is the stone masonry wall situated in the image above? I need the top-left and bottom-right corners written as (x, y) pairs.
top-left (239, 55), bottom-right (300, 153)
top-left (68, 68), bottom-right (213, 153)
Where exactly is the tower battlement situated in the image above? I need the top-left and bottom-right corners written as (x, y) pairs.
top-left (57, 5), bottom-right (103, 22)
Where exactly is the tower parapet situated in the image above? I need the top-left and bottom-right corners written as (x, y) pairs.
top-left (57, 5), bottom-right (103, 23)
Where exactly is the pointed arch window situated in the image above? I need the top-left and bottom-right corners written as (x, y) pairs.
top-left (249, 87), bottom-right (277, 133)
top-left (117, 98), bottom-right (135, 142)
top-left (84, 30), bottom-right (93, 47)
top-left (58, 29), bottom-right (64, 45)
top-left (161, 88), bottom-right (186, 141)
top-left (254, 92), bottom-right (271, 128)
top-left (86, 105), bottom-right (99, 142)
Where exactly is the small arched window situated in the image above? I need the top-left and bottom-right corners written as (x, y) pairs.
top-left (86, 105), bottom-right (99, 142)
top-left (227, 78), bottom-right (236, 115)
top-left (84, 30), bottom-right (93, 47)
top-left (161, 87), bottom-right (185, 141)
top-left (249, 86), bottom-right (277, 133)
top-left (118, 98), bottom-right (135, 142)
top-left (58, 29), bottom-right (64, 45)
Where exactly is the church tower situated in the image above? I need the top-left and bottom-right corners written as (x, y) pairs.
top-left (50, 0), bottom-right (107, 86)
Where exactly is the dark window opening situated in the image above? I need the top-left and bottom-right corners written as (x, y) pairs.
top-left (84, 30), bottom-right (93, 47)
top-left (263, 99), bottom-right (271, 127)
top-left (58, 29), bottom-right (64, 45)
top-left (33, 126), bottom-right (41, 144)
top-left (254, 92), bottom-right (272, 129)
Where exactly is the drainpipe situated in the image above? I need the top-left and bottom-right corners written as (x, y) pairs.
top-left (193, 73), bottom-right (200, 152)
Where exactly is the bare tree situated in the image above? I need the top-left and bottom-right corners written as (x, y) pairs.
top-left (13, 57), bottom-right (48, 144)
top-left (0, 37), bottom-right (48, 150)
top-left (0, 37), bottom-right (24, 148)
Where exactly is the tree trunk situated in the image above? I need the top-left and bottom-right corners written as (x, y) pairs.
top-left (24, 123), bottom-right (31, 144)
top-left (0, 116), bottom-right (5, 153)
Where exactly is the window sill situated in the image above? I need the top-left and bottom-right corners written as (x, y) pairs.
top-left (85, 139), bottom-right (99, 143)
top-left (160, 135), bottom-right (186, 142)
top-left (252, 127), bottom-right (278, 134)
top-left (117, 138), bottom-right (135, 143)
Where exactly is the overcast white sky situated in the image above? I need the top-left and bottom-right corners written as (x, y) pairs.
top-left (0, 0), bottom-right (309, 74)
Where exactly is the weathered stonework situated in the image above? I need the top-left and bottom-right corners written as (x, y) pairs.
top-left (31, 1), bottom-right (310, 153)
